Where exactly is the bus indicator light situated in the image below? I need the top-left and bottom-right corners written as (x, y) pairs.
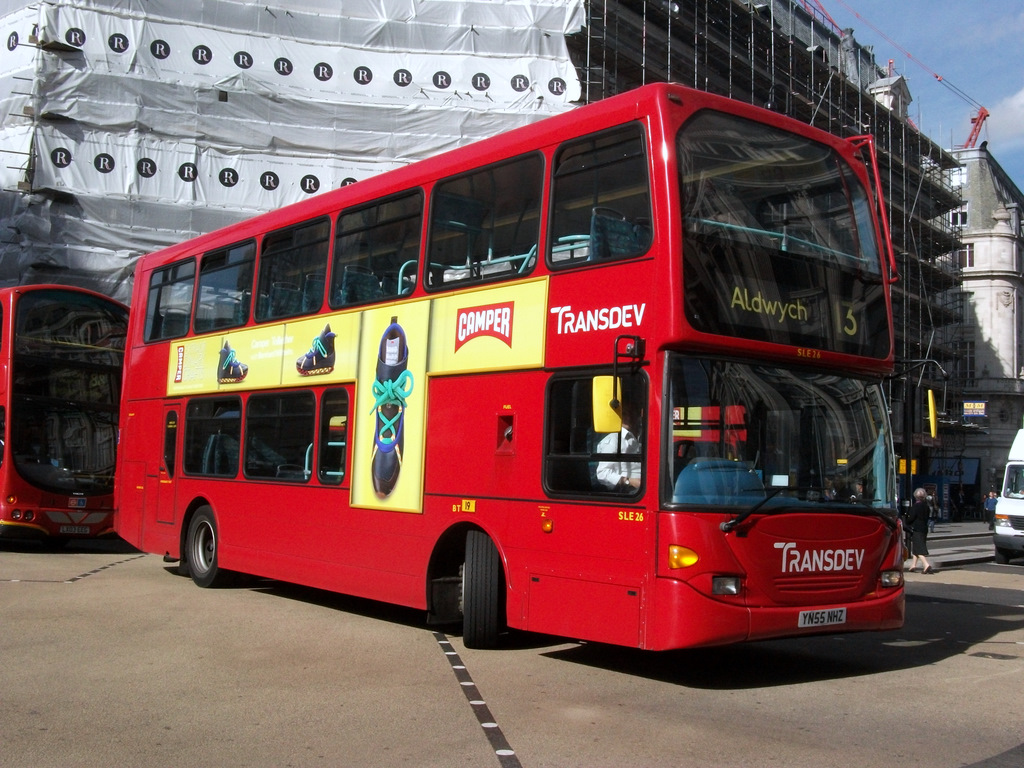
top-left (668, 545), bottom-right (699, 569)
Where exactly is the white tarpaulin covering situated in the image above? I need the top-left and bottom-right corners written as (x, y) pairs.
top-left (0, 0), bottom-right (585, 301)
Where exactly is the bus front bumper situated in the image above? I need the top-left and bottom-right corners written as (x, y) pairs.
top-left (645, 576), bottom-right (905, 650)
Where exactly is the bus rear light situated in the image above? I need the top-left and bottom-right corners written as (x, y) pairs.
top-left (667, 545), bottom-right (699, 569)
top-left (22, 510), bottom-right (34, 522)
top-left (880, 570), bottom-right (903, 588)
top-left (711, 576), bottom-right (741, 596)
top-left (5, 494), bottom-right (16, 504)
top-left (11, 509), bottom-right (21, 520)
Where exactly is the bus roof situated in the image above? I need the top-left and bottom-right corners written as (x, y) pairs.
top-left (138, 82), bottom-right (857, 270)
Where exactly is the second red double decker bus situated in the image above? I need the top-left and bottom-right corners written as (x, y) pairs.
top-left (116, 83), bottom-right (904, 649)
top-left (0, 286), bottom-right (127, 545)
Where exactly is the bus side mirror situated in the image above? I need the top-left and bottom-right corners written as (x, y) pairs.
top-left (592, 376), bottom-right (622, 433)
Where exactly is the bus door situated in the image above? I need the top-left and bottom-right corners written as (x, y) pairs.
top-left (152, 405), bottom-right (179, 526)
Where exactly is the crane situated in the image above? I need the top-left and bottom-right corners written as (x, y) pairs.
top-left (962, 106), bottom-right (990, 149)
top-left (826, 0), bottom-right (989, 147)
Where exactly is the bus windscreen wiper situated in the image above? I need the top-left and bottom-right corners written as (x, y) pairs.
top-left (720, 487), bottom-right (787, 533)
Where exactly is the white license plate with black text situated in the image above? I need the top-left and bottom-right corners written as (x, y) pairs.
top-left (797, 608), bottom-right (847, 628)
top-left (59, 525), bottom-right (89, 535)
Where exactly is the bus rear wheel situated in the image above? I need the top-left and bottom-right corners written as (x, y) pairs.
top-left (462, 530), bottom-right (505, 649)
top-left (185, 507), bottom-right (225, 588)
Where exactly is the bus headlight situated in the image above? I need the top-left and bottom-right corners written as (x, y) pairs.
top-left (880, 570), bottom-right (903, 587)
top-left (711, 576), bottom-right (741, 595)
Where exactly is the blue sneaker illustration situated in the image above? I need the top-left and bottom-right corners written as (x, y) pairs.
top-left (370, 316), bottom-right (413, 498)
top-left (218, 340), bottom-right (248, 383)
top-left (297, 323), bottom-right (336, 376)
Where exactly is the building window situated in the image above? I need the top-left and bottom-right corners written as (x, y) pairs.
top-left (959, 340), bottom-right (975, 384)
top-left (950, 206), bottom-right (968, 229)
top-left (955, 242), bottom-right (975, 268)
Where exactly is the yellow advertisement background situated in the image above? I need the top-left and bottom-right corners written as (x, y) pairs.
top-left (351, 301), bottom-right (431, 513)
top-left (167, 313), bottom-right (360, 395)
top-left (428, 278), bottom-right (547, 374)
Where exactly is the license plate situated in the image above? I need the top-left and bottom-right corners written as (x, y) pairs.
top-left (59, 525), bottom-right (90, 535)
top-left (798, 608), bottom-right (847, 628)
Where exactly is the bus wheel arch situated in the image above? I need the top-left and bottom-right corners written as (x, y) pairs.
top-left (426, 524), bottom-right (507, 648)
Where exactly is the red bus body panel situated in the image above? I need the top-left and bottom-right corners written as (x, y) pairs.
top-left (116, 83), bottom-right (902, 650)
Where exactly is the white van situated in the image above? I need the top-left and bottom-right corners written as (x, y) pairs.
top-left (996, 429), bottom-right (1024, 564)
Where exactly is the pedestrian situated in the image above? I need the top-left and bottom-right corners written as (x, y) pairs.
top-left (984, 490), bottom-right (998, 531)
top-left (906, 487), bottom-right (936, 574)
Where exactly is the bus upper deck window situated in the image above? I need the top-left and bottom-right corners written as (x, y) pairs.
top-left (256, 218), bottom-right (331, 322)
top-left (194, 240), bottom-right (255, 334)
top-left (425, 154), bottom-right (543, 289)
top-left (331, 191), bottom-right (423, 308)
top-left (145, 260), bottom-right (195, 342)
top-left (549, 124), bottom-right (652, 269)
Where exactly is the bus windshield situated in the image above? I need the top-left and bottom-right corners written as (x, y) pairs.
top-left (11, 290), bottom-right (126, 495)
top-left (667, 356), bottom-right (894, 510)
top-left (679, 110), bottom-right (889, 358)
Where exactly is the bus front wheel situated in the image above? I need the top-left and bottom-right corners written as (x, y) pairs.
top-left (185, 507), bottom-right (224, 588)
top-left (462, 530), bottom-right (504, 649)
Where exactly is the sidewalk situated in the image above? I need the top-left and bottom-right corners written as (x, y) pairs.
top-left (905, 518), bottom-right (994, 570)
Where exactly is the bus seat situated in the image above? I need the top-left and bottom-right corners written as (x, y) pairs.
top-left (589, 207), bottom-right (646, 261)
top-left (672, 459), bottom-right (764, 505)
top-left (160, 309), bottom-right (189, 338)
top-left (339, 266), bottom-right (382, 304)
top-left (234, 291), bottom-right (251, 325)
top-left (202, 434), bottom-right (237, 476)
top-left (302, 273), bottom-right (325, 312)
top-left (269, 282), bottom-right (300, 316)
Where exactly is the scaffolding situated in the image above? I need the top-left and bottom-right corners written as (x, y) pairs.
top-left (567, 0), bottom-right (966, 488)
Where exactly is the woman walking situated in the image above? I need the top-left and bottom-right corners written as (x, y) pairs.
top-left (906, 487), bottom-right (936, 574)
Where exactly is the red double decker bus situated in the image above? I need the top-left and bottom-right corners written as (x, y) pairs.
top-left (0, 286), bottom-right (127, 544)
top-left (116, 83), bottom-right (904, 649)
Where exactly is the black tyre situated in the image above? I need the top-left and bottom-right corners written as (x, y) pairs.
top-left (185, 507), bottom-right (224, 588)
top-left (994, 547), bottom-right (1013, 565)
top-left (462, 530), bottom-right (504, 649)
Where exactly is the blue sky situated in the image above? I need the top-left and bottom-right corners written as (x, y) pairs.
top-left (824, 0), bottom-right (1024, 189)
